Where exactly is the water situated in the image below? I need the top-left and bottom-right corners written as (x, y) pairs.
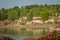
top-left (0, 23), bottom-right (54, 40)
top-left (2, 34), bottom-right (26, 40)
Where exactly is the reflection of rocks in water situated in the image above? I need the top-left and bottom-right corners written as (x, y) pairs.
top-left (0, 35), bottom-right (14, 40)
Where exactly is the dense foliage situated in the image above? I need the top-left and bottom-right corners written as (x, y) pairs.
top-left (0, 4), bottom-right (60, 21)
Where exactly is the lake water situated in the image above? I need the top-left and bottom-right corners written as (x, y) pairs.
top-left (2, 34), bottom-right (34, 40)
top-left (2, 34), bottom-right (28, 40)
top-left (0, 23), bottom-right (54, 40)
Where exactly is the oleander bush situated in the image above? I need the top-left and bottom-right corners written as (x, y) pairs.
top-left (0, 35), bottom-right (14, 40)
top-left (22, 30), bottom-right (60, 40)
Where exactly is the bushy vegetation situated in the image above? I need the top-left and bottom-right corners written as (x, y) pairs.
top-left (0, 36), bottom-right (14, 40)
top-left (22, 30), bottom-right (60, 40)
top-left (0, 4), bottom-right (60, 22)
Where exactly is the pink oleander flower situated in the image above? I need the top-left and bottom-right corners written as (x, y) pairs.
top-left (30, 38), bottom-right (36, 40)
top-left (38, 35), bottom-right (44, 40)
top-left (22, 38), bottom-right (27, 40)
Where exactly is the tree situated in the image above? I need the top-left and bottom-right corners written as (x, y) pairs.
top-left (27, 9), bottom-right (33, 21)
top-left (0, 11), bottom-right (1, 20)
top-left (7, 8), bottom-right (19, 21)
top-left (13, 6), bottom-right (20, 17)
top-left (0, 4), bottom-right (60, 23)
top-left (40, 9), bottom-right (49, 23)
top-left (32, 8), bottom-right (40, 17)
top-left (0, 8), bottom-right (8, 21)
